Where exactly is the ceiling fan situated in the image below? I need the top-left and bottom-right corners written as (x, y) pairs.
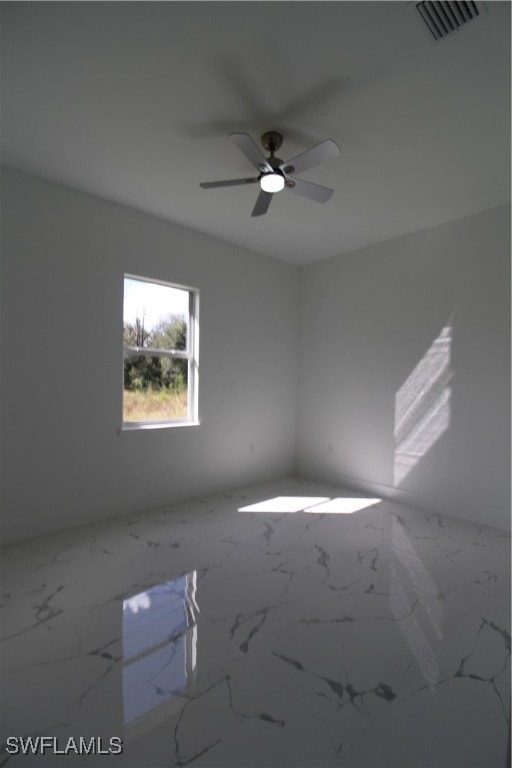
top-left (200, 131), bottom-right (341, 217)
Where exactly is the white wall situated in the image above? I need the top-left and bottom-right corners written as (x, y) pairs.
top-left (1, 169), bottom-right (509, 541)
top-left (297, 206), bottom-right (511, 532)
top-left (0, 167), bottom-right (298, 541)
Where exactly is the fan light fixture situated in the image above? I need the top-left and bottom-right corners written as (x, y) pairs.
top-left (260, 172), bottom-right (285, 193)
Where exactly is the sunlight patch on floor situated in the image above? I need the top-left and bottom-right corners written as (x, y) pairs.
top-left (238, 496), bottom-right (381, 514)
top-left (238, 496), bottom-right (330, 513)
top-left (304, 497), bottom-right (381, 514)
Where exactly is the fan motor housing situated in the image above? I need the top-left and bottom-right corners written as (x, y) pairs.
top-left (261, 131), bottom-right (283, 153)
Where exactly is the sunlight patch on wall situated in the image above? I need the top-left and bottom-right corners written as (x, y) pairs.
top-left (394, 326), bottom-right (453, 486)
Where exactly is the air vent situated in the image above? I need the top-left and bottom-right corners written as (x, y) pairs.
top-left (416, 1), bottom-right (480, 40)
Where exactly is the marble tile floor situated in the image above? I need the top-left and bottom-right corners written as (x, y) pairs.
top-left (0, 477), bottom-right (510, 768)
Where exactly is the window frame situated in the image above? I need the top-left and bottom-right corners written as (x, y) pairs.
top-left (122, 274), bottom-right (199, 430)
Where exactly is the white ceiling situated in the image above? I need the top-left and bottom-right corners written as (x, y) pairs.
top-left (1, 1), bottom-right (510, 266)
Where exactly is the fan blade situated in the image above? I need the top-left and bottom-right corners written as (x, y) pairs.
top-left (287, 178), bottom-right (334, 203)
top-left (230, 132), bottom-right (273, 172)
top-left (200, 177), bottom-right (258, 189)
top-left (251, 189), bottom-right (273, 217)
top-left (280, 139), bottom-right (340, 175)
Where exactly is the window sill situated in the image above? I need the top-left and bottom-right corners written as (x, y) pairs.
top-left (119, 421), bottom-right (200, 435)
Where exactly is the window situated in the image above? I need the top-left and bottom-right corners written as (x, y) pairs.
top-left (123, 275), bottom-right (199, 427)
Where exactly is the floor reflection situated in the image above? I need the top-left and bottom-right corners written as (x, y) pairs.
top-left (390, 518), bottom-right (442, 687)
top-left (122, 572), bottom-right (198, 735)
